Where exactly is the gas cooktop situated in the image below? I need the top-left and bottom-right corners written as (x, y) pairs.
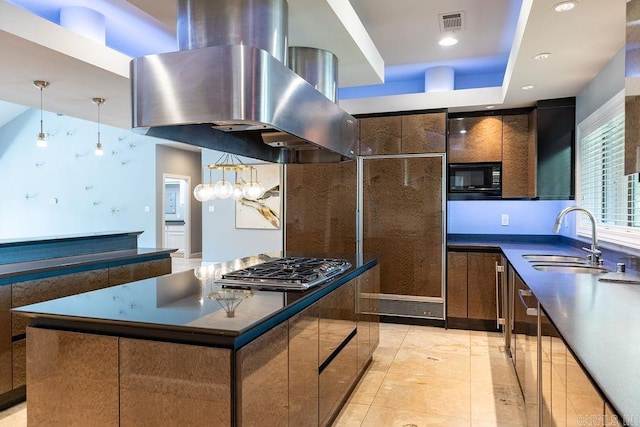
top-left (215, 257), bottom-right (352, 291)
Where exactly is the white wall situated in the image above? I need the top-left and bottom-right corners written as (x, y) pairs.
top-left (0, 109), bottom-right (157, 246)
top-left (200, 149), bottom-right (283, 262)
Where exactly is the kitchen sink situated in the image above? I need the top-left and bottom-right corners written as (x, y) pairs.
top-left (531, 264), bottom-right (610, 274)
top-left (523, 254), bottom-right (586, 263)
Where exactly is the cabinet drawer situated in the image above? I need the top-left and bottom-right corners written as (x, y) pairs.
top-left (318, 280), bottom-right (356, 364)
top-left (12, 339), bottom-right (25, 389)
top-left (319, 337), bottom-right (357, 426)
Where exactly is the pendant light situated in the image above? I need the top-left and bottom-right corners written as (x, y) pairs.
top-left (193, 153), bottom-right (264, 202)
top-left (33, 80), bottom-right (50, 148)
top-left (92, 98), bottom-right (105, 156)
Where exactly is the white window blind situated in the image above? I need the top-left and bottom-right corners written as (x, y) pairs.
top-left (577, 90), bottom-right (640, 247)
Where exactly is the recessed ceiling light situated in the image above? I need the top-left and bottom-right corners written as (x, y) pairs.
top-left (460, 129), bottom-right (467, 134)
top-left (553, 1), bottom-right (578, 12)
top-left (521, 85), bottom-right (535, 90)
top-left (438, 34), bottom-right (458, 47)
top-left (485, 105), bottom-right (496, 109)
top-left (533, 52), bottom-right (551, 60)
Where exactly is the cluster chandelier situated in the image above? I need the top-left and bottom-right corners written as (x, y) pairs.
top-left (193, 153), bottom-right (265, 202)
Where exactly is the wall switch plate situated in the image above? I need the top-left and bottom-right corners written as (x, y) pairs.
top-left (49, 198), bottom-right (58, 205)
top-left (501, 214), bottom-right (509, 226)
top-left (144, 206), bottom-right (150, 212)
top-left (208, 205), bottom-right (215, 212)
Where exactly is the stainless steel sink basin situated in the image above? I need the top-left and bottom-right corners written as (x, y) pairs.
top-left (532, 264), bottom-right (609, 274)
top-left (523, 254), bottom-right (586, 263)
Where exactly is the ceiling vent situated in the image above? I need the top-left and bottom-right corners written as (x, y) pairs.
top-left (438, 11), bottom-right (465, 33)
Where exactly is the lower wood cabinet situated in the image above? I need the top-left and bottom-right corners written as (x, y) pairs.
top-left (319, 338), bottom-right (357, 427)
top-left (0, 286), bottom-right (11, 394)
top-left (236, 322), bottom-right (289, 426)
top-left (1, 256), bottom-right (172, 409)
top-left (289, 304), bottom-right (319, 426)
top-left (447, 250), bottom-right (502, 329)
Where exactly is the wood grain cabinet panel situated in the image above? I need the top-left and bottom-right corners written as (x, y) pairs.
top-left (26, 327), bottom-right (119, 427)
top-left (11, 340), bottom-right (25, 389)
top-left (319, 338), bottom-right (357, 427)
top-left (0, 285), bottom-right (10, 394)
top-left (503, 114), bottom-right (536, 198)
top-left (319, 280), bottom-right (356, 365)
top-left (289, 303), bottom-right (319, 427)
top-left (447, 252), bottom-right (468, 318)
top-left (449, 116), bottom-right (503, 163)
top-left (11, 268), bottom-right (109, 337)
top-left (108, 258), bottom-right (172, 285)
top-left (236, 321), bottom-right (289, 426)
top-left (362, 157), bottom-right (443, 298)
top-left (359, 116), bottom-right (402, 155)
top-left (401, 112), bottom-right (446, 154)
top-left (467, 252), bottom-right (501, 321)
top-left (120, 338), bottom-right (232, 426)
top-left (285, 162), bottom-right (356, 254)
top-left (368, 265), bottom-right (380, 352)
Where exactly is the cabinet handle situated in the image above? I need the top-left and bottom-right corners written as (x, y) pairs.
top-left (495, 262), bottom-right (505, 328)
top-left (518, 288), bottom-right (539, 317)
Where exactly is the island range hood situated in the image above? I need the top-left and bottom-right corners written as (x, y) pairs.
top-left (130, 0), bottom-right (357, 163)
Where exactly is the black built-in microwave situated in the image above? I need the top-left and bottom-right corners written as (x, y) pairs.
top-left (448, 162), bottom-right (502, 199)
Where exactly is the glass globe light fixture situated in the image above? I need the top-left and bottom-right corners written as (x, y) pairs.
top-left (194, 183), bottom-right (214, 202)
top-left (231, 183), bottom-right (244, 200)
top-left (242, 182), bottom-right (264, 200)
top-left (214, 180), bottom-right (234, 199)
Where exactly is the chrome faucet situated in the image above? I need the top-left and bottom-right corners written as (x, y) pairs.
top-left (552, 206), bottom-right (602, 266)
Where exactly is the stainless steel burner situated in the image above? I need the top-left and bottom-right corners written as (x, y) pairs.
top-left (215, 257), bottom-right (352, 290)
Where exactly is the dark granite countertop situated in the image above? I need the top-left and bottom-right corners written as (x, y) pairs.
top-left (12, 252), bottom-right (378, 349)
top-left (0, 231), bottom-right (143, 247)
top-left (461, 238), bottom-right (640, 426)
top-left (0, 248), bottom-right (175, 284)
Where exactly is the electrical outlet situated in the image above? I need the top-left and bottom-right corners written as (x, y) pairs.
top-left (501, 214), bottom-right (509, 226)
top-left (208, 205), bottom-right (215, 213)
top-left (144, 206), bottom-right (150, 212)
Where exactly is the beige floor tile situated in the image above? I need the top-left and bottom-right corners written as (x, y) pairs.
top-left (369, 346), bottom-right (399, 372)
top-left (371, 371), bottom-right (471, 420)
top-left (333, 402), bottom-right (370, 426)
top-left (470, 354), bottom-right (519, 386)
top-left (379, 328), bottom-right (408, 349)
top-left (362, 405), bottom-right (470, 427)
top-left (389, 348), bottom-right (471, 382)
top-left (0, 403), bottom-right (26, 427)
top-left (471, 381), bottom-right (526, 426)
top-left (349, 370), bottom-right (386, 405)
top-left (401, 327), bottom-right (471, 355)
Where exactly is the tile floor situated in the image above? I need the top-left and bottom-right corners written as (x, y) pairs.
top-left (332, 323), bottom-right (526, 426)
top-left (0, 257), bottom-right (527, 426)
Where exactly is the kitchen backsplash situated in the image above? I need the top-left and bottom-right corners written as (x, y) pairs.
top-left (447, 200), bottom-right (575, 236)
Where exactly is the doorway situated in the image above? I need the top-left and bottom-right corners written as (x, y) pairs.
top-left (162, 174), bottom-right (192, 258)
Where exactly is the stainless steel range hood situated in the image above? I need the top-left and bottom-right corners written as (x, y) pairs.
top-left (130, 0), bottom-right (357, 163)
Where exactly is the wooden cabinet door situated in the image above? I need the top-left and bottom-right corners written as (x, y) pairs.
top-left (447, 252), bottom-right (468, 318)
top-left (289, 303), bottom-right (319, 427)
top-left (0, 285), bottom-right (10, 394)
top-left (401, 112), bottom-right (446, 154)
top-left (285, 162), bottom-right (357, 254)
top-left (503, 113), bottom-right (536, 198)
top-left (467, 252), bottom-right (501, 322)
top-left (362, 156), bottom-right (444, 298)
top-left (448, 116), bottom-right (503, 163)
top-left (359, 116), bottom-right (401, 155)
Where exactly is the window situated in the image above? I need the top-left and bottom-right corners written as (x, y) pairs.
top-left (577, 90), bottom-right (640, 249)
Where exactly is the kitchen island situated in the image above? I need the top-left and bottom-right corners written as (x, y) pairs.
top-left (0, 231), bottom-right (174, 410)
top-left (13, 252), bottom-right (379, 426)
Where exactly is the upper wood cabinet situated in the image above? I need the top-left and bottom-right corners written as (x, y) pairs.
top-left (401, 112), bottom-right (446, 154)
top-left (448, 116), bottom-right (503, 163)
top-left (502, 113), bottom-right (537, 198)
top-left (358, 112), bottom-right (446, 155)
top-left (358, 116), bottom-right (401, 155)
